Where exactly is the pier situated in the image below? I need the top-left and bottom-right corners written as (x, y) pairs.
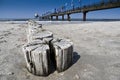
top-left (41, 0), bottom-right (120, 21)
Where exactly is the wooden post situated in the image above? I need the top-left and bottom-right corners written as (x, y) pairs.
top-left (28, 21), bottom-right (53, 42)
top-left (29, 30), bottom-right (53, 43)
top-left (23, 20), bottom-right (74, 76)
top-left (23, 41), bottom-right (50, 76)
top-left (28, 20), bottom-right (42, 27)
top-left (51, 39), bottom-right (73, 72)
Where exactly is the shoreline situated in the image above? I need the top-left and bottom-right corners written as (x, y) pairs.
top-left (0, 18), bottom-right (120, 22)
top-left (0, 20), bottom-right (120, 25)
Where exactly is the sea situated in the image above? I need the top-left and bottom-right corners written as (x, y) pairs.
top-left (0, 18), bottom-right (120, 22)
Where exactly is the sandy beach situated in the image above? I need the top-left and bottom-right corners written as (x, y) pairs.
top-left (0, 21), bottom-right (120, 80)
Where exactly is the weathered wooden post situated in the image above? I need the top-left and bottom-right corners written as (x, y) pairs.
top-left (50, 39), bottom-right (73, 72)
top-left (28, 30), bottom-right (53, 43)
top-left (28, 20), bottom-right (42, 27)
top-left (28, 20), bottom-right (42, 34)
top-left (27, 20), bottom-right (43, 42)
top-left (23, 41), bottom-right (51, 76)
top-left (23, 20), bottom-right (74, 76)
top-left (27, 20), bottom-right (53, 43)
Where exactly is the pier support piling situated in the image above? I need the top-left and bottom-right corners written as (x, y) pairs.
top-left (45, 17), bottom-right (47, 20)
top-left (47, 17), bottom-right (48, 20)
top-left (51, 16), bottom-right (53, 20)
top-left (67, 14), bottom-right (71, 21)
top-left (83, 12), bottom-right (87, 21)
top-left (48, 17), bottom-right (50, 20)
top-left (42, 17), bottom-right (44, 20)
top-left (62, 15), bottom-right (64, 20)
top-left (56, 16), bottom-right (58, 20)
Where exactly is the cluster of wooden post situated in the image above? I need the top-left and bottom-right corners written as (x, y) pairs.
top-left (23, 20), bottom-right (73, 76)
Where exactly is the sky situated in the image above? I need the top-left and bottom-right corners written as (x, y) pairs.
top-left (0, 0), bottom-right (120, 19)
